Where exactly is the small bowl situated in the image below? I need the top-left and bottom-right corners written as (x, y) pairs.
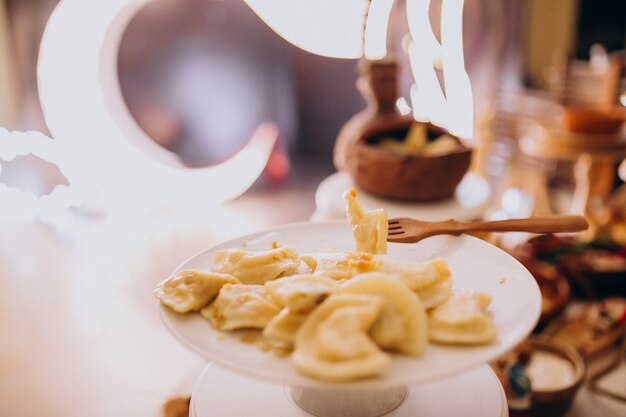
top-left (560, 250), bottom-right (626, 297)
top-left (528, 335), bottom-right (586, 417)
top-left (513, 236), bottom-right (571, 328)
top-left (525, 261), bottom-right (571, 329)
top-left (344, 119), bottom-right (472, 201)
top-left (561, 106), bottom-right (626, 134)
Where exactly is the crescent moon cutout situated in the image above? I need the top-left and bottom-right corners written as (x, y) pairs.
top-left (37, 0), bottom-right (276, 207)
top-left (242, 0), bottom-right (367, 58)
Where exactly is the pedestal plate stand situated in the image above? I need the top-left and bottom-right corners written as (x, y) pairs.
top-left (160, 221), bottom-right (540, 417)
top-left (189, 362), bottom-right (508, 417)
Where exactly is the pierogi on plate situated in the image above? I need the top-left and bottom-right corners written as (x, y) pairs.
top-left (155, 189), bottom-right (496, 382)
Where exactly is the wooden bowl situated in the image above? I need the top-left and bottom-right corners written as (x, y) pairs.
top-left (562, 106), bottom-right (626, 134)
top-left (344, 119), bottom-right (472, 201)
top-left (525, 261), bottom-right (571, 329)
top-left (560, 249), bottom-right (626, 297)
top-left (514, 234), bottom-right (626, 299)
top-left (513, 236), bottom-right (571, 328)
top-left (529, 335), bottom-right (586, 417)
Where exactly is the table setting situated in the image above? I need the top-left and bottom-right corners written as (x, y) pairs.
top-left (1, 1), bottom-right (626, 417)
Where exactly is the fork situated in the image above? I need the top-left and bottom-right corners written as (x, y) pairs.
top-left (387, 215), bottom-right (589, 243)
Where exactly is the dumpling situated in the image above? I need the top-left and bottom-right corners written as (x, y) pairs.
top-left (381, 258), bottom-right (452, 309)
top-left (428, 289), bottom-right (496, 345)
top-left (263, 307), bottom-right (308, 346)
top-left (300, 255), bottom-right (318, 272)
top-left (202, 284), bottom-right (281, 330)
top-left (338, 273), bottom-right (428, 357)
top-left (295, 255), bottom-right (317, 275)
top-left (265, 274), bottom-right (340, 313)
top-left (344, 188), bottom-right (388, 254)
top-left (155, 269), bottom-right (239, 313)
top-left (305, 251), bottom-right (383, 280)
top-left (211, 244), bottom-right (301, 285)
top-left (293, 293), bottom-right (391, 381)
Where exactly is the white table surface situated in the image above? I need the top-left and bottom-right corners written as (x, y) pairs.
top-left (0, 178), bottom-right (318, 417)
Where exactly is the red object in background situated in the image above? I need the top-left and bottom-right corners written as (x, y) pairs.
top-left (265, 139), bottom-right (290, 185)
top-left (616, 304), bottom-right (626, 326)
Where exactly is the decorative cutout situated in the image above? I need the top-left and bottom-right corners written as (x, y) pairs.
top-left (407, 0), bottom-right (473, 139)
top-left (243, 0), bottom-right (369, 59)
top-left (0, 0), bottom-right (472, 223)
top-left (36, 0), bottom-right (277, 212)
top-left (0, 128), bottom-right (82, 223)
top-left (245, 0), bottom-right (473, 138)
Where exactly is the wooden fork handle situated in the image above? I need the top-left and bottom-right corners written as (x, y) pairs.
top-left (455, 215), bottom-right (589, 234)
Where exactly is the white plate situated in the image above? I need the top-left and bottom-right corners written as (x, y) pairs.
top-left (161, 220), bottom-right (540, 390)
top-left (314, 171), bottom-right (491, 221)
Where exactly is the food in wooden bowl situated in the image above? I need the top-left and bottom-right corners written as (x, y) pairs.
top-left (521, 261), bottom-right (570, 329)
top-left (515, 234), bottom-right (626, 299)
top-left (560, 247), bottom-right (626, 297)
top-left (561, 105), bottom-right (626, 134)
top-left (513, 235), bottom-right (571, 327)
top-left (344, 120), bottom-right (472, 201)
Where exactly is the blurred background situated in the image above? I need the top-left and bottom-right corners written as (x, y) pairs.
top-left (1, 1), bottom-right (626, 416)
top-left (1, 0), bottom-right (624, 212)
